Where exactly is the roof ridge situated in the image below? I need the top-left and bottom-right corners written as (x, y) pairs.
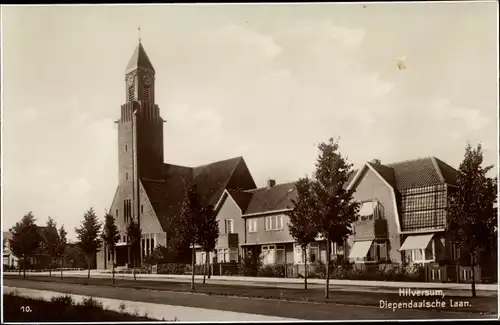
top-left (430, 157), bottom-right (446, 183)
top-left (386, 156), bottom-right (434, 167)
top-left (245, 181), bottom-right (297, 192)
top-left (163, 162), bottom-right (192, 169)
top-left (193, 156), bottom-right (243, 169)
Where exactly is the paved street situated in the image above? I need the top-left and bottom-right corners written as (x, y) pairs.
top-left (4, 278), bottom-right (496, 320)
top-left (6, 270), bottom-right (496, 297)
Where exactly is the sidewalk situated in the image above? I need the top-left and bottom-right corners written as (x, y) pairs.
top-left (6, 270), bottom-right (497, 292)
top-left (4, 286), bottom-right (296, 322)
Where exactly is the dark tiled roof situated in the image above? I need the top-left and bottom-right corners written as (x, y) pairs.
top-left (243, 182), bottom-right (297, 215)
top-left (387, 157), bottom-right (449, 190)
top-left (368, 162), bottom-right (396, 188)
top-left (140, 157), bottom-right (255, 232)
top-left (126, 42), bottom-right (155, 73)
top-left (192, 157), bottom-right (243, 206)
top-left (226, 189), bottom-right (253, 212)
top-left (350, 157), bottom-right (458, 192)
top-left (433, 157), bottom-right (458, 186)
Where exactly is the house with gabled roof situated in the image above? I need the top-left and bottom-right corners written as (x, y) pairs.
top-left (200, 156), bottom-right (464, 273)
top-left (198, 179), bottom-right (330, 269)
top-left (344, 157), bottom-right (460, 266)
top-left (96, 41), bottom-right (256, 269)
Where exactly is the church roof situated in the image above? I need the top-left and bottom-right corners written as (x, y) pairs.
top-left (141, 156), bottom-right (256, 232)
top-left (125, 42), bottom-right (155, 74)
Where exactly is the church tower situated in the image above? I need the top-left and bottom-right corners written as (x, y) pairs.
top-left (117, 41), bottom-right (164, 226)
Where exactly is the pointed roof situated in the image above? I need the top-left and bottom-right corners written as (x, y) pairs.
top-left (139, 157), bottom-right (256, 232)
top-left (125, 42), bottom-right (155, 74)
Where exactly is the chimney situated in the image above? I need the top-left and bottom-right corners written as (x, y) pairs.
top-left (267, 179), bottom-right (276, 188)
top-left (371, 159), bottom-right (381, 165)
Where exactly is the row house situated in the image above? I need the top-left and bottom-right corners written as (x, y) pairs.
top-left (197, 156), bottom-right (466, 268)
top-left (196, 179), bottom-right (330, 267)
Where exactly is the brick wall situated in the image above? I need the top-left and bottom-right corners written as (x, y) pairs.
top-left (346, 167), bottom-right (401, 263)
top-left (215, 194), bottom-right (244, 250)
top-left (246, 213), bottom-right (294, 244)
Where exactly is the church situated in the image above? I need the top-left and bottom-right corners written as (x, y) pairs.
top-left (96, 41), bottom-right (257, 270)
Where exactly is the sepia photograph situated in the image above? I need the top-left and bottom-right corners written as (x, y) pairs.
top-left (1, 2), bottom-right (498, 322)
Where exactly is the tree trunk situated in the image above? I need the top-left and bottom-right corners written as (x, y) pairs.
top-left (471, 254), bottom-right (477, 298)
top-left (60, 256), bottom-right (63, 281)
top-left (133, 250), bottom-right (136, 281)
top-left (325, 238), bottom-right (330, 299)
top-left (208, 252), bottom-right (212, 279)
top-left (112, 250), bottom-right (116, 285)
top-left (191, 243), bottom-right (196, 290)
top-left (18, 259), bottom-right (21, 276)
top-left (49, 260), bottom-right (52, 276)
top-left (87, 257), bottom-right (91, 279)
top-left (23, 256), bottom-right (26, 279)
top-left (203, 250), bottom-right (208, 284)
top-left (303, 246), bottom-right (308, 290)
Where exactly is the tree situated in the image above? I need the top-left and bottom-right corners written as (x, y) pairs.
top-left (102, 211), bottom-right (120, 284)
top-left (287, 177), bottom-right (319, 289)
top-left (44, 217), bottom-right (60, 277)
top-left (311, 138), bottom-right (360, 299)
top-left (447, 142), bottom-right (498, 297)
top-left (197, 204), bottom-right (219, 284)
top-left (57, 225), bottom-right (67, 281)
top-left (8, 212), bottom-right (42, 279)
top-left (125, 217), bottom-right (142, 281)
top-left (75, 208), bottom-right (102, 280)
top-left (177, 185), bottom-right (204, 290)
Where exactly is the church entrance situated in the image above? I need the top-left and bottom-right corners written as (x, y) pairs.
top-left (115, 245), bottom-right (129, 267)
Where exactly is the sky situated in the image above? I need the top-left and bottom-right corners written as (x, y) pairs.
top-left (2, 3), bottom-right (498, 240)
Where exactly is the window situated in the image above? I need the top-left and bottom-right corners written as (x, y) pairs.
top-left (400, 185), bottom-right (447, 231)
top-left (247, 219), bottom-right (257, 233)
top-left (276, 245), bottom-right (285, 264)
top-left (265, 215), bottom-right (284, 231)
top-left (125, 144), bottom-right (128, 152)
top-left (408, 240), bottom-right (435, 263)
top-left (128, 86), bottom-right (134, 101)
top-left (126, 172), bottom-right (129, 180)
top-left (143, 87), bottom-right (150, 101)
top-left (261, 245), bottom-right (276, 265)
top-left (451, 242), bottom-right (461, 260)
top-left (367, 241), bottom-right (387, 262)
top-left (116, 209), bottom-right (118, 218)
top-left (308, 244), bottom-right (319, 263)
top-left (225, 219), bottom-right (234, 234)
top-left (218, 249), bottom-right (229, 263)
top-left (151, 237), bottom-right (154, 251)
top-left (229, 247), bottom-right (238, 262)
top-left (141, 205), bottom-right (144, 214)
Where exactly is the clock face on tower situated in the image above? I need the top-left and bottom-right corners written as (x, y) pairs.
top-left (127, 75), bottom-right (134, 87)
top-left (143, 75), bottom-right (151, 86)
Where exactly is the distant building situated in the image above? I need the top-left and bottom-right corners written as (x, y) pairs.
top-left (3, 231), bottom-right (18, 268)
